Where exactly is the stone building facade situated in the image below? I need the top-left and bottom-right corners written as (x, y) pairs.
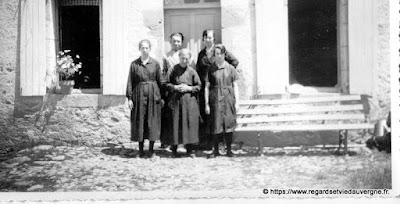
top-left (0, 0), bottom-right (392, 147)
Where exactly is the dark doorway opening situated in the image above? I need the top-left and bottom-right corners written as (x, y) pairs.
top-left (59, 6), bottom-right (100, 89)
top-left (288, 0), bottom-right (337, 87)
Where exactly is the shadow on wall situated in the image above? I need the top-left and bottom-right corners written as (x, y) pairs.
top-left (13, 0), bottom-right (22, 117)
top-left (360, 95), bottom-right (371, 119)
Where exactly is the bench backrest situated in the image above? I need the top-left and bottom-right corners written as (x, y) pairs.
top-left (236, 94), bottom-right (374, 132)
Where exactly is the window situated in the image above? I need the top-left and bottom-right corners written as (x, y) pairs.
top-left (19, 0), bottom-right (159, 96)
top-left (59, 0), bottom-right (101, 89)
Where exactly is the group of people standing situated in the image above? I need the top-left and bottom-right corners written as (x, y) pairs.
top-left (126, 29), bottom-right (240, 158)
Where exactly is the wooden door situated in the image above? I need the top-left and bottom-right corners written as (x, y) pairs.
top-left (164, 8), bottom-right (221, 62)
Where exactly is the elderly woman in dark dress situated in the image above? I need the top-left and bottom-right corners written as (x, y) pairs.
top-left (160, 33), bottom-right (196, 149)
top-left (196, 29), bottom-right (239, 150)
top-left (126, 39), bottom-right (163, 158)
top-left (164, 48), bottom-right (202, 157)
top-left (204, 44), bottom-right (240, 158)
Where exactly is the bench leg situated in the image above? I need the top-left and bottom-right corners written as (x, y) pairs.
top-left (337, 130), bottom-right (349, 155)
top-left (344, 130), bottom-right (348, 155)
top-left (257, 132), bottom-right (263, 156)
top-left (337, 130), bottom-right (344, 153)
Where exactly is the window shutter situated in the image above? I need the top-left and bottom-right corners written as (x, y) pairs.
top-left (20, 0), bottom-right (46, 96)
top-left (348, 0), bottom-right (376, 95)
top-left (102, 0), bottom-right (129, 95)
top-left (254, 0), bottom-right (289, 94)
top-left (46, 0), bottom-right (59, 90)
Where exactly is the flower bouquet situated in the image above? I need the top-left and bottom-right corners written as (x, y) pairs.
top-left (56, 50), bottom-right (82, 94)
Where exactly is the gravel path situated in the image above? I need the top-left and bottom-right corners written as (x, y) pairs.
top-left (0, 143), bottom-right (391, 192)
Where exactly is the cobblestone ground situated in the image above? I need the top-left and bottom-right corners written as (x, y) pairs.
top-left (0, 143), bottom-right (391, 192)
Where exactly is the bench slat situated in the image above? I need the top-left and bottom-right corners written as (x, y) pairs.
top-left (239, 95), bottom-right (361, 106)
top-left (238, 104), bottom-right (364, 115)
top-left (237, 113), bottom-right (366, 124)
top-left (235, 123), bottom-right (374, 132)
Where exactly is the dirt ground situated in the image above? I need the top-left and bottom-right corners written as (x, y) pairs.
top-left (0, 141), bottom-right (391, 195)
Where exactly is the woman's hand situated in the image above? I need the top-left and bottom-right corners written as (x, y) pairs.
top-left (205, 104), bottom-right (210, 115)
top-left (174, 84), bottom-right (183, 92)
top-left (160, 99), bottom-right (165, 107)
top-left (175, 84), bottom-right (191, 93)
top-left (181, 84), bottom-right (192, 93)
top-left (128, 100), bottom-right (134, 110)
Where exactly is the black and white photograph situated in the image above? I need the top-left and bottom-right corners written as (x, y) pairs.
top-left (0, 0), bottom-right (398, 202)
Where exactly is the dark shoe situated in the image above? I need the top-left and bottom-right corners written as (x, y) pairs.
top-left (366, 137), bottom-right (377, 150)
top-left (226, 151), bottom-right (235, 157)
top-left (172, 153), bottom-right (181, 158)
top-left (160, 144), bottom-right (168, 149)
top-left (138, 151), bottom-right (145, 158)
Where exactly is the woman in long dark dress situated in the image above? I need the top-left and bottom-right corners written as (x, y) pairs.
top-left (165, 48), bottom-right (201, 157)
top-left (204, 44), bottom-right (240, 158)
top-left (160, 33), bottom-right (195, 149)
top-left (196, 29), bottom-right (239, 150)
top-left (126, 39), bottom-right (163, 158)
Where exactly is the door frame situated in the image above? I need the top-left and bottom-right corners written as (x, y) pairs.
top-left (256, 0), bottom-right (346, 95)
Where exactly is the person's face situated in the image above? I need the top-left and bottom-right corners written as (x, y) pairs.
top-left (139, 42), bottom-right (151, 56)
top-left (203, 32), bottom-right (214, 48)
top-left (170, 35), bottom-right (183, 51)
top-left (179, 52), bottom-right (191, 67)
top-left (214, 48), bottom-right (225, 63)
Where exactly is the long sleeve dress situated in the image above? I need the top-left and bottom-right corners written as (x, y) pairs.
top-left (196, 48), bottom-right (239, 136)
top-left (126, 57), bottom-right (162, 142)
top-left (164, 64), bottom-right (202, 145)
top-left (205, 61), bottom-right (239, 134)
top-left (160, 50), bottom-right (196, 143)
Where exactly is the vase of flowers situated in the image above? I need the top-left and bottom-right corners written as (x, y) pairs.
top-left (55, 50), bottom-right (82, 94)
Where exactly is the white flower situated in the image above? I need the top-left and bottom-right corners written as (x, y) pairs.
top-left (56, 50), bottom-right (82, 78)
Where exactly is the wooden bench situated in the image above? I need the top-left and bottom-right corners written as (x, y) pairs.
top-left (236, 94), bottom-right (375, 155)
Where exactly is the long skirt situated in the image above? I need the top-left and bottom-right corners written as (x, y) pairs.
top-left (163, 92), bottom-right (200, 145)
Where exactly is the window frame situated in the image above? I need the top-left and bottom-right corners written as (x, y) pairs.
top-left (57, 0), bottom-right (103, 93)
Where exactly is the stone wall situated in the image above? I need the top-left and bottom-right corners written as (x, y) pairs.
top-left (0, 0), bottom-right (18, 119)
top-left (0, 0), bottom-right (19, 147)
top-left (368, 0), bottom-right (391, 121)
top-left (13, 95), bottom-right (132, 146)
top-left (127, 0), bottom-right (164, 66)
top-left (221, 0), bottom-right (256, 100)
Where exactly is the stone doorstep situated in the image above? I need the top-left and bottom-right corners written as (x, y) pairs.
top-left (5, 156), bottom-right (31, 164)
top-left (51, 155), bottom-right (66, 161)
top-left (1, 162), bottom-right (19, 168)
top-left (14, 181), bottom-right (34, 186)
top-left (32, 145), bottom-right (54, 151)
top-left (27, 184), bottom-right (44, 191)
